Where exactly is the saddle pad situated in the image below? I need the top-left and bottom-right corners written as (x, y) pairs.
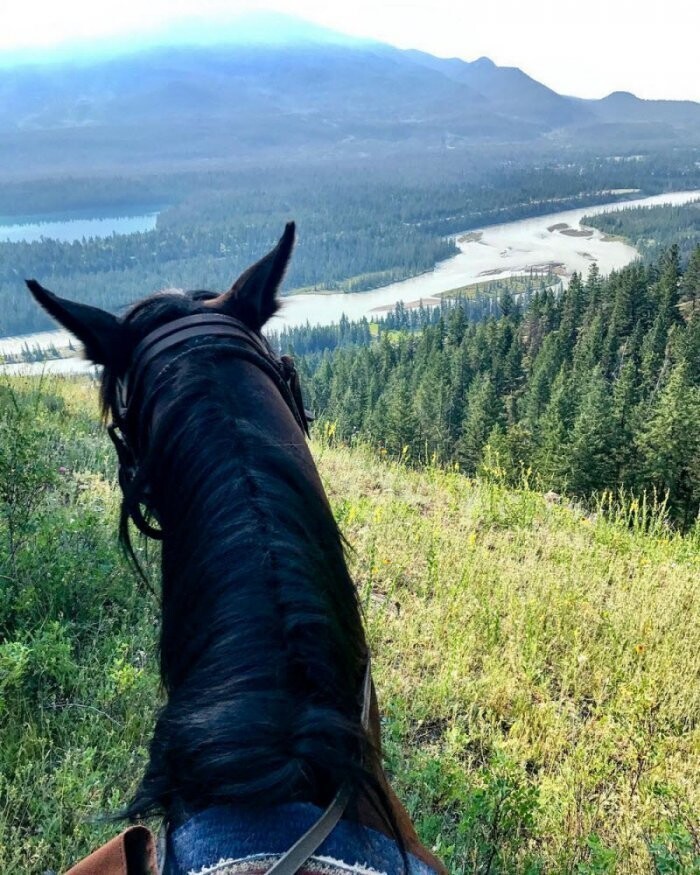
top-left (189, 855), bottom-right (386, 875)
top-left (167, 803), bottom-right (437, 875)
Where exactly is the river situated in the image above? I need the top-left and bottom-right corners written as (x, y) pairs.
top-left (1, 190), bottom-right (698, 373)
top-left (269, 190), bottom-right (699, 329)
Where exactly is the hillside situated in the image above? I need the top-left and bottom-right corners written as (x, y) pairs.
top-left (1, 13), bottom-right (699, 176)
top-left (1, 376), bottom-right (698, 872)
top-left (298, 248), bottom-right (700, 530)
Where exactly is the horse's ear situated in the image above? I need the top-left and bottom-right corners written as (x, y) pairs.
top-left (205, 222), bottom-right (295, 329)
top-left (26, 280), bottom-right (125, 369)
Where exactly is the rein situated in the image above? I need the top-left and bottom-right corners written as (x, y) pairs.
top-left (108, 312), bottom-right (371, 873)
top-left (107, 313), bottom-right (312, 540)
top-left (264, 657), bottom-right (373, 875)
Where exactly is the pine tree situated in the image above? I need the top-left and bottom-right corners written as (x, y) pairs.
top-left (639, 314), bottom-right (670, 393)
top-left (639, 363), bottom-right (700, 527)
top-left (458, 374), bottom-right (502, 474)
top-left (559, 272), bottom-right (585, 361)
top-left (679, 310), bottom-right (700, 384)
top-left (566, 369), bottom-right (618, 496)
top-left (656, 244), bottom-right (683, 328)
top-left (611, 351), bottom-right (641, 487)
top-left (680, 245), bottom-right (700, 312)
top-left (533, 366), bottom-right (576, 489)
top-left (447, 344), bottom-right (473, 447)
top-left (414, 354), bottom-right (450, 460)
top-left (382, 365), bottom-right (419, 458)
top-left (523, 334), bottom-right (561, 425)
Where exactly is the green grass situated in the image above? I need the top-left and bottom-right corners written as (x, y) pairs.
top-left (1, 377), bottom-right (699, 873)
top-left (435, 273), bottom-right (562, 302)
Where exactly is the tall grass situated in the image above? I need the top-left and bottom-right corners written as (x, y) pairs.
top-left (1, 377), bottom-right (699, 873)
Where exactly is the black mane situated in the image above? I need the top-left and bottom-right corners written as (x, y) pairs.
top-left (101, 291), bottom-right (391, 830)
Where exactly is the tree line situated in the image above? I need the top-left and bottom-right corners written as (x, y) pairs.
top-left (294, 247), bottom-right (700, 528)
top-left (3, 152), bottom-right (699, 336)
top-left (584, 200), bottom-right (700, 264)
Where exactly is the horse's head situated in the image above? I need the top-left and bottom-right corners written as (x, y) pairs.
top-left (27, 223), bottom-right (307, 535)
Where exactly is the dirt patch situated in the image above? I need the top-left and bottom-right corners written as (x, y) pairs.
top-left (408, 716), bottom-right (449, 747)
top-left (458, 231), bottom-right (483, 243)
top-left (370, 296), bottom-right (441, 313)
top-left (547, 222), bottom-right (569, 232)
top-left (478, 267), bottom-right (508, 277)
top-left (560, 228), bottom-right (594, 238)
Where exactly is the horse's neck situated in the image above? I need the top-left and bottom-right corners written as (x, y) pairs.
top-left (138, 373), bottom-right (446, 873)
top-left (139, 366), bottom-right (372, 812)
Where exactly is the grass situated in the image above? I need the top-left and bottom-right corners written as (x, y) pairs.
top-left (1, 376), bottom-right (699, 873)
top-left (434, 273), bottom-right (563, 302)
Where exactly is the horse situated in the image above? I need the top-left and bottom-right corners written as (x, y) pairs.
top-left (27, 223), bottom-right (446, 875)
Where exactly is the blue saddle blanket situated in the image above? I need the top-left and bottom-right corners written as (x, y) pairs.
top-left (162, 803), bottom-right (439, 875)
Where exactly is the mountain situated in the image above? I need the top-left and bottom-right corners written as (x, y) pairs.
top-left (0, 13), bottom-right (698, 176)
top-left (401, 50), bottom-right (589, 127)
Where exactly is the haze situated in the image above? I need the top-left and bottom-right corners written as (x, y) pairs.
top-left (1, 0), bottom-right (698, 102)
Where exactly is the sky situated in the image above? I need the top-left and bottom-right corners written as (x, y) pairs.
top-left (0, 0), bottom-right (698, 102)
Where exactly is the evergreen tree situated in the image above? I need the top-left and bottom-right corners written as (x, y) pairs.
top-left (458, 374), bottom-right (502, 474)
top-left (680, 245), bottom-right (700, 311)
top-left (533, 366), bottom-right (576, 489)
top-left (656, 244), bottom-right (683, 328)
top-left (414, 353), bottom-right (450, 460)
top-left (566, 369), bottom-right (618, 496)
top-left (639, 363), bottom-right (700, 526)
top-left (611, 350), bottom-right (641, 487)
top-left (381, 365), bottom-right (419, 458)
top-left (523, 334), bottom-right (561, 425)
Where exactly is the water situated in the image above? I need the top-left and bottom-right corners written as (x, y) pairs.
top-left (0, 212), bottom-right (157, 243)
top-left (2, 190), bottom-right (699, 373)
top-left (269, 190), bottom-right (700, 330)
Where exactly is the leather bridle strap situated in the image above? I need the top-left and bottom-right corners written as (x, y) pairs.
top-left (121, 313), bottom-right (310, 438)
top-left (265, 658), bottom-right (374, 875)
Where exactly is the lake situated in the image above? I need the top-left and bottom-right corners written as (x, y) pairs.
top-left (0, 212), bottom-right (158, 244)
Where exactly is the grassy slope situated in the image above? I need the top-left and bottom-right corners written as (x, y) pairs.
top-left (0, 377), bottom-right (699, 873)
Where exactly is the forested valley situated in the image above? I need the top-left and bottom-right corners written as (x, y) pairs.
top-left (284, 247), bottom-right (700, 528)
top-left (2, 150), bottom-right (699, 336)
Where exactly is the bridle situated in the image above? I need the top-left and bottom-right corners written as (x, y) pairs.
top-left (107, 312), bottom-right (312, 540)
top-left (106, 311), bottom-right (371, 873)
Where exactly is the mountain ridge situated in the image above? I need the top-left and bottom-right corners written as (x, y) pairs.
top-left (0, 14), bottom-right (698, 175)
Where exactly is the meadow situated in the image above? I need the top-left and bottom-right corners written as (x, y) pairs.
top-left (0, 376), bottom-right (698, 873)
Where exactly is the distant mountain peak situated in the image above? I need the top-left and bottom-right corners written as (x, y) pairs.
top-left (0, 10), bottom-right (371, 69)
top-left (471, 56), bottom-right (497, 69)
top-left (604, 90), bottom-right (639, 101)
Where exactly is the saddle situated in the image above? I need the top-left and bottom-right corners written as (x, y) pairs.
top-left (66, 826), bottom-right (157, 875)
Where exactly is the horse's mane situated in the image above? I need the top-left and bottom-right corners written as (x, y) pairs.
top-left (100, 293), bottom-right (396, 836)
